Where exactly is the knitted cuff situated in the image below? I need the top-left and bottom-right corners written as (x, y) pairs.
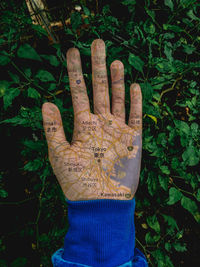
top-left (62, 198), bottom-right (136, 267)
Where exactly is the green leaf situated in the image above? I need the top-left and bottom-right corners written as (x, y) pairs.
top-left (174, 120), bottom-right (190, 135)
top-left (145, 232), bottom-right (160, 244)
top-left (0, 189), bottom-right (8, 198)
top-left (143, 19), bottom-right (155, 34)
top-left (182, 146), bottom-right (199, 166)
top-left (162, 214), bottom-right (179, 230)
top-left (35, 70), bottom-right (56, 82)
top-left (158, 175), bottom-right (168, 191)
top-left (167, 187), bottom-right (183, 205)
top-left (164, 0), bottom-right (174, 11)
top-left (71, 11), bottom-right (82, 31)
top-left (160, 165), bottom-right (170, 175)
top-left (24, 158), bottom-right (43, 172)
top-left (11, 257), bottom-right (27, 267)
top-left (3, 88), bottom-right (20, 110)
top-left (181, 196), bottom-right (199, 220)
top-left (28, 87), bottom-right (41, 99)
top-left (8, 71), bottom-right (20, 83)
top-left (17, 44), bottom-right (41, 61)
top-left (173, 242), bottom-right (187, 252)
top-left (182, 44), bottom-right (196, 55)
top-left (0, 51), bottom-right (11, 66)
top-left (82, 5), bottom-right (90, 16)
top-left (121, 0), bottom-right (136, 5)
top-left (147, 214), bottom-right (160, 233)
top-left (147, 172), bottom-right (158, 196)
top-left (128, 53), bottom-right (144, 73)
top-left (0, 80), bottom-right (10, 97)
top-left (140, 82), bottom-right (153, 101)
top-left (49, 55), bottom-right (60, 67)
top-left (196, 189), bottom-right (200, 202)
top-left (163, 24), bottom-right (183, 33)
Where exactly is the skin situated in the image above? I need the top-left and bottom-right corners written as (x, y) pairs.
top-left (42, 39), bottom-right (142, 201)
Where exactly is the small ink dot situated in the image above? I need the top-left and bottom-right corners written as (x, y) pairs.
top-left (76, 80), bottom-right (81, 84)
top-left (97, 159), bottom-right (101, 162)
top-left (127, 146), bottom-right (133, 151)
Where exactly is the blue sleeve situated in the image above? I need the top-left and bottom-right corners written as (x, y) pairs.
top-left (52, 198), bottom-right (148, 267)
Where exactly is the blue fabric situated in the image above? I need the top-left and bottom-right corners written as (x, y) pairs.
top-left (52, 198), bottom-right (148, 267)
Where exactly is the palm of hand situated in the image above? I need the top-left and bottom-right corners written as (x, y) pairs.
top-left (42, 39), bottom-right (142, 201)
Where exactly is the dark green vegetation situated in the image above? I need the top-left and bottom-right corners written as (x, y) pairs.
top-left (0, 0), bottom-right (200, 266)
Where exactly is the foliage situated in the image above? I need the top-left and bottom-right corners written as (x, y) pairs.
top-left (0, 0), bottom-right (200, 266)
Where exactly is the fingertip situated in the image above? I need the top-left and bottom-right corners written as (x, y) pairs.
top-left (42, 102), bottom-right (59, 114)
top-left (110, 60), bottom-right (124, 70)
top-left (66, 47), bottom-right (80, 59)
top-left (130, 83), bottom-right (141, 91)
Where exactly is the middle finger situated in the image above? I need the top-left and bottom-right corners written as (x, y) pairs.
top-left (91, 39), bottom-right (110, 115)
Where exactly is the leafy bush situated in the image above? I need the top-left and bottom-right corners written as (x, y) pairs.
top-left (0, 0), bottom-right (200, 266)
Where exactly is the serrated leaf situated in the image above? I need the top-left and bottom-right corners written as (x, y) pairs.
top-left (167, 187), bottom-right (183, 205)
top-left (162, 214), bottom-right (179, 230)
top-left (17, 44), bottom-right (41, 61)
top-left (35, 70), bottom-right (56, 82)
top-left (128, 53), bottom-right (144, 73)
top-left (28, 87), bottom-right (41, 99)
top-left (147, 214), bottom-right (160, 233)
top-left (145, 232), bottom-right (160, 244)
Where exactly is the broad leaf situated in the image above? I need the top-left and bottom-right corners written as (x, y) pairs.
top-left (17, 44), bottom-right (41, 61)
top-left (167, 187), bottom-right (183, 205)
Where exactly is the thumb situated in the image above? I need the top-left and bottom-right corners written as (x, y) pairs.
top-left (42, 102), bottom-right (70, 157)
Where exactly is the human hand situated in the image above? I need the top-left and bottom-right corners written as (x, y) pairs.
top-left (42, 39), bottom-right (142, 201)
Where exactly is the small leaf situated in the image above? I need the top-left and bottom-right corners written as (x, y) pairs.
top-left (173, 242), bottom-right (187, 252)
top-left (164, 0), bottom-right (174, 11)
top-left (49, 55), bottom-right (60, 67)
top-left (28, 87), bottom-right (41, 99)
top-left (160, 165), bottom-right (170, 175)
top-left (146, 114), bottom-right (157, 124)
top-left (147, 214), bottom-right (160, 233)
top-left (35, 70), bottom-right (56, 82)
top-left (143, 19), bottom-right (155, 34)
top-left (167, 187), bottom-right (183, 205)
top-left (17, 44), bottom-right (41, 61)
top-left (158, 175), bottom-right (168, 191)
top-left (128, 53), bottom-right (144, 73)
top-left (0, 51), bottom-right (11, 66)
top-left (162, 214), bottom-right (179, 230)
top-left (71, 11), bottom-right (82, 31)
top-left (3, 88), bottom-right (20, 110)
top-left (0, 189), bottom-right (8, 198)
top-left (145, 232), bottom-right (160, 244)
